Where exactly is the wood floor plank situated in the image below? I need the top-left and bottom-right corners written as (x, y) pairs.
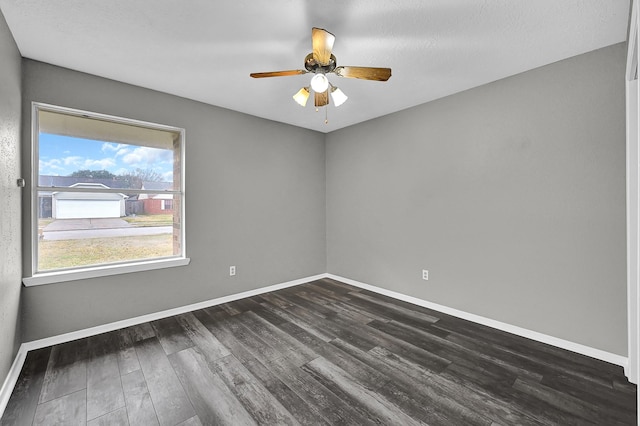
top-left (275, 322), bottom-right (389, 392)
top-left (121, 369), bottom-right (159, 426)
top-left (116, 328), bottom-right (141, 376)
top-left (283, 302), bottom-right (380, 352)
top-left (168, 347), bottom-right (257, 426)
top-left (266, 356), bottom-right (373, 425)
top-left (323, 301), bottom-right (379, 324)
top-left (512, 377), bottom-right (617, 424)
top-left (192, 309), bottom-right (330, 425)
top-left (86, 334), bottom-right (125, 421)
top-left (134, 337), bottom-right (195, 426)
top-left (304, 283), bottom-right (352, 303)
top-left (126, 323), bottom-right (155, 342)
top-left (440, 364), bottom-right (590, 425)
top-left (541, 371), bottom-right (637, 416)
top-left (317, 278), bottom-right (362, 294)
top-left (176, 416), bottom-right (203, 426)
top-left (327, 339), bottom-right (474, 426)
top-left (246, 300), bottom-right (290, 326)
top-left (302, 356), bottom-right (423, 426)
top-left (386, 319), bottom-right (543, 379)
top-left (237, 311), bottom-right (318, 366)
top-left (347, 291), bottom-right (440, 323)
top-left (306, 281), bottom-right (353, 300)
top-left (219, 302), bottom-right (243, 316)
top-left (253, 292), bottom-right (294, 309)
top-left (0, 347), bottom-right (51, 426)
top-left (150, 316), bottom-right (194, 355)
top-left (174, 312), bottom-right (231, 361)
top-left (242, 358), bottom-right (330, 426)
top-left (295, 290), bottom-right (339, 306)
top-left (192, 308), bottom-right (262, 366)
top-left (257, 302), bottom-right (335, 342)
top-left (366, 345), bottom-right (536, 426)
top-left (438, 323), bottom-right (617, 389)
top-left (87, 406), bottom-right (129, 426)
top-left (209, 353), bottom-right (300, 425)
top-left (369, 319), bottom-right (543, 384)
top-left (226, 297), bottom-right (264, 313)
top-left (216, 314), bottom-right (286, 364)
top-left (435, 316), bottom-right (623, 384)
top-left (276, 290), bottom-right (338, 318)
top-left (33, 389), bottom-right (86, 426)
top-left (39, 339), bottom-right (88, 404)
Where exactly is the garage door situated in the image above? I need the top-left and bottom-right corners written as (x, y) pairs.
top-left (56, 200), bottom-right (120, 219)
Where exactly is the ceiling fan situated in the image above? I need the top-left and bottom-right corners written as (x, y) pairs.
top-left (250, 27), bottom-right (392, 110)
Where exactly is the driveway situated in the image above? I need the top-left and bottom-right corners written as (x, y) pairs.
top-left (41, 218), bottom-right (172, 240)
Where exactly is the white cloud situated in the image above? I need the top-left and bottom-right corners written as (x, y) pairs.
top-left (102, 142), bottom-right (130, 157)
top-left (115, 147), bottom-right (130, 157)
top-left (83, 158), bottom-right (117, 169)
top-left (102, 142), bottom-right (125, 152)
top-left (39, 158), bottom-right (65, 173)
top-left (62, 156), bottom-right (83, 166)
top-left (122, 147), bottom-right (172, 166)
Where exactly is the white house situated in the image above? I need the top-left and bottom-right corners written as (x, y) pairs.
top-left (52, 183), bottom-right (127, 219)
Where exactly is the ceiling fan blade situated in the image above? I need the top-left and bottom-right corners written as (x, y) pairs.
top-left (314, 90), bottom-right (329, 107)
top-left (250, 70), bottom-right (307, 78)
top-left (335, 66), bottom-right (392, 81)
top-left (312, 27), bottom-right (335, 66)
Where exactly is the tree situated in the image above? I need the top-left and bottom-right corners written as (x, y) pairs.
top-left (132, 168), bottom-right (163, 182)
top-left (69, 169), bottom-right (116, 179)
top-left (116, 168), bottom-right (165, 189)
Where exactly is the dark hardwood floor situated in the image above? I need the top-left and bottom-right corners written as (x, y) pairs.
top-left (1, 278), bottom-right (637, 425)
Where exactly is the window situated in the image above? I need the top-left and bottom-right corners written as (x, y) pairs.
top-left (24, 103), bottom-right (189, 286)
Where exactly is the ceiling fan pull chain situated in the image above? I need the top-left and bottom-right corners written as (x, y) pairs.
top-left (325, 105), bottom-right (329, 124)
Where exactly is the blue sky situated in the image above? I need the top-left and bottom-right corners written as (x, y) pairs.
top-left (38, 133), bottom-right (174, 181)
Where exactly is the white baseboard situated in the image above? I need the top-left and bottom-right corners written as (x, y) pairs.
top-left (326, 274), bottom-right (629, 370)
top-left (0, 273), bottom-right (324, 418)
top-left (22, 273), bottom-right (326, 352)
top-left (0, 344), bottom-right (28, 418)
top-left (1, 271), bottom-right (631, 419)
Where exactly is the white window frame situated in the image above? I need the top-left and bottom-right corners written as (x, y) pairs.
top-left (626, 0), bottom-right (639, 386)
top-left (23, 103), bottom-right (190, 286)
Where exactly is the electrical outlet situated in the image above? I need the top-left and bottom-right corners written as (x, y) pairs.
top-left (422, 269), bottom-right (429, 280)
top-left (230, 266), bottom-right (236, 276)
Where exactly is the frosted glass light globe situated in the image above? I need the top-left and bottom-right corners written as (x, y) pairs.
top-left (310, 74), bottom-right (329, 93)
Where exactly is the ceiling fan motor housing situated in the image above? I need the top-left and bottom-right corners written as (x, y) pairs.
top-left (305, 53), bottom-right (336, 74)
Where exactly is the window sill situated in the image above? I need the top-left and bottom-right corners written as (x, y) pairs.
top-left (22, 257), bottom-right (191, 287)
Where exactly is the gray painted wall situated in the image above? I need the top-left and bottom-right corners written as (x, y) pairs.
top-left (326, 44), bottom-right (627, 355)
top-left (11, 40), bottom-right (629, 359)
top-left (21, 60), bottom-right (326, 341)
top-left (0, 10), bottom-right (22, 382)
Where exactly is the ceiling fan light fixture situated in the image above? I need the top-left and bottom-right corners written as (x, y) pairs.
top-left (293, 87), bottom-right (310, 106)
top-left (310, 73), bottom-right (329, 93)
top-left (330, 86), bottom-right (348, 107)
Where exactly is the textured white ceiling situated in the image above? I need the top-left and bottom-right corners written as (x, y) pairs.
top-left (0, 0), bottom-right (631, 133)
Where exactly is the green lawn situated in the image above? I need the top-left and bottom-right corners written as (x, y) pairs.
top-left (123, 214), bottom-right (174, 227)
top-left (38, 234), bottom-right (173, 271)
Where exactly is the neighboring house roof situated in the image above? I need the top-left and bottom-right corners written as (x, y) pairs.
top-left (39, 175), bottom-right (135, 189)
top-left (141, 181), bottom-right (173, 191)
top-left (141, 193), bottom-right (173, 200)
top-left (38, 176), bottom-right (174, 199)
top-left (53, 183), bottom-right (127, 200)
top-left (139, 181), bottom-right (174, 200)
